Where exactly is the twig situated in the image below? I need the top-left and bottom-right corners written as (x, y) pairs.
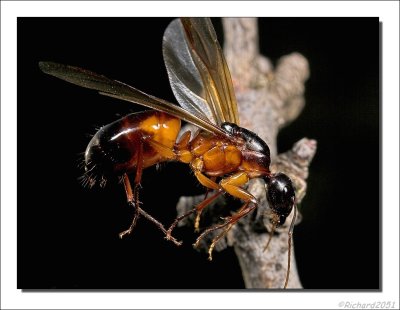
top-left (176, 18), bottom-right (316, 289)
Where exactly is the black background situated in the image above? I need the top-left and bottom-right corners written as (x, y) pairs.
top-left (18, 17), bottom-right (379, 290)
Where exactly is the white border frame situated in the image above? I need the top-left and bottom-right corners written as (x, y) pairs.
top-left (2, 1), bottom-right (399, 309)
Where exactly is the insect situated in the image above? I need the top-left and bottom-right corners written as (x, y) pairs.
top-left (39, 17), bottom-right (297, 288)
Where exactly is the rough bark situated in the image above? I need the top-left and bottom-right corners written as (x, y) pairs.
top-left (176, 18), bottom-right (316, 289)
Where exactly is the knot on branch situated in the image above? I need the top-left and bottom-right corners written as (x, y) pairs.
top-left (273, 53), bottom-right (310, 101)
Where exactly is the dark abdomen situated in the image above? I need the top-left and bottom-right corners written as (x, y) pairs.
top-left (84, 111), bottom-right (181, 176)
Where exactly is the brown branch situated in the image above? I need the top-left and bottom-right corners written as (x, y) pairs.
top-left (176, 18), bottom-right (316, 289)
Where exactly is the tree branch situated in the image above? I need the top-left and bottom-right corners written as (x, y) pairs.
top-left (176, 18), bottom-right (316, 289)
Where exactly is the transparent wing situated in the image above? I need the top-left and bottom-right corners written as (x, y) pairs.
top-left (163, 18), bottom-right (218, 124)
top-left (39, 61), bottom-right (228, 137)
top-left (178, 17), bottom-right (240, 125)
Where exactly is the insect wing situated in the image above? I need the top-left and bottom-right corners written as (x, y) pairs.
top-left (179, 18), bottom-right (240, 125)
top-left (163, 18), bottom-right (218, 125)
top-left (39, 61), bottom-right (227, 137)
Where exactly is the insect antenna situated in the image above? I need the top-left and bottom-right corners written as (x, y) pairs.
top-left (283, 204), bottom-right (298, 289)
top-left (263, 223), bottom-right (277, 253)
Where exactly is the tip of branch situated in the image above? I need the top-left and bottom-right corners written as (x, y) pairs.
top-left (291, 138), bottom-right (317, 167)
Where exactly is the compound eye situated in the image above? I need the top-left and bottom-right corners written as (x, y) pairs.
top-left (266, 173), bottom-right (295, 221)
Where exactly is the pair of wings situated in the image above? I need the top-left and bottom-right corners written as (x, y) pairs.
top-left (39, 18), bottom-right (240, 139)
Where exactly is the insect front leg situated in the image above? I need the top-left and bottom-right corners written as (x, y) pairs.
top-left (196, 201), bottom-right (256, 261)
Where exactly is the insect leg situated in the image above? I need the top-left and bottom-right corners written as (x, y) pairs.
top-left (207, 202), bottom-right (256, 260)
top-left (119, 136), bottom-right (147, 238)
top-left (194, 201), bottom-right (256, 260)
top-left (194, 177), bottom-right (217, 232)
top-left (119, 175), bottom-right (182, 245)
top-left (136, 207), bottom-right (182, 246)
top-left (193, 172), bottom-right (258, 260)
top-left (119, 173), bottom-right (142, 239)
top-left (118, 140), bottom-right (182, 246)
top-left (190, 158), bottom-right (227, 232)
top-left (147, 137), bottom-right (195, 164)
top-left (166, 191), bottom-right (223, 241)
top-left (219, 172), bottom-right (257, 204)
top-left (119, 139), bottom-right (145, 239)
top-left (146, 139), bottom-right (177, 160)
top-left (191, 158), bottom-right (220, 190)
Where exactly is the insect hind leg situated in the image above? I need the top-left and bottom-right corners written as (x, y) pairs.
top-left (119, 140), bottom-right (145, 239)
top-left (118, 174), bottom-right (141, 239)
top-left (117, 139), bottom-right (182, 246)
top-left (119, 173), bottom-right (182, 246)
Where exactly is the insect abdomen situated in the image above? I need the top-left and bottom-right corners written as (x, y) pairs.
top-left (85, 111), bottom-right (181, 176)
